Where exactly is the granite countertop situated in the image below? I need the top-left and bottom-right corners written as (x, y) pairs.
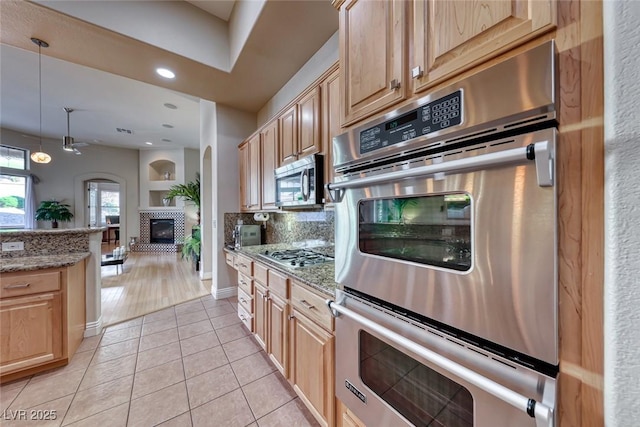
top-left (1, 252), bottom-right (91, 273)
top-left (0, 228), bottom-right (104, 236)
top-left (225, 243), bottom-right (337, 297)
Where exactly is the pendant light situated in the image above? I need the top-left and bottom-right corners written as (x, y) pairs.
top-left (29, 37), bottom-right (52, 164)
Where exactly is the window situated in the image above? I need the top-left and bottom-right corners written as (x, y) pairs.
top-left (100, 190), bottom-right (120, 223)
top-left (0, 145), bottom-right (29, 229)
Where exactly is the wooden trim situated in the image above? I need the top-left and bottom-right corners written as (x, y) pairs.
top-left (332, 0), bottom-right (346, 10)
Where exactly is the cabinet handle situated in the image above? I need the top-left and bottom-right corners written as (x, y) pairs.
top-left (288, 314), bottom-right (295, 320)
top-left (240, 315), bottom-right (246, 321)
top-left (389, 79), bottom-right (401, 90)
top-left (411, 66), bottom-right (424, 79)
top-left (300, 299), bottom-right (315, 310)
top-left (4, 283), bottom-right (31, 289)
top-left (239, 297), bottom-right (247, 304)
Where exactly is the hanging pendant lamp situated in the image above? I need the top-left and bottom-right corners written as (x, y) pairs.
top-left (30, 37), bottom-right (52, 164)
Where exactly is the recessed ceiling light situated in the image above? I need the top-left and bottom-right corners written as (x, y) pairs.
top-left (162, 124), bottom-right (174, 129)
top-left (156, 68), bottom-right (175, 79)
top-left (162, 138), bottom-right (171, 142)
top-left (145, 141), bottom-right (153, 145)
top-left (164, 103), bottom-right (177, 110)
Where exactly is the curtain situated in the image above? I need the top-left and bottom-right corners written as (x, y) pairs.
top-left (24, 175), bottom-right (36, 229)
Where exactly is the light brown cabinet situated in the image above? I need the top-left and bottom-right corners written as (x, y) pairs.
top-left (267, 291), bottom-right (288, 375)
top-left (279, 87), bottom-right (322, 166)
top-left (239, 134), bottom-right (261, 212)
top-left (254, 281), bottom-right (268, 349)
top-left (321, 66), bottom-right (341, 205)
top-left (261, 120), bottom-right (279, 210)
top-left (0, 262), bottom-right (86, 383)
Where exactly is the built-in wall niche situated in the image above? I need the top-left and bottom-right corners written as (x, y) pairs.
top-left (148, 159), bottom-right (176, 181)
top-left (149, 190), bottom-right (176, 207)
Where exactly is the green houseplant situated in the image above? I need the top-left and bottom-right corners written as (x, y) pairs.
top-left (35, 200), bottom-right (74, 228)
top-left (181, 225), bottom-right (201, 271)
top-left (164, 172), bottom-right (201, 224)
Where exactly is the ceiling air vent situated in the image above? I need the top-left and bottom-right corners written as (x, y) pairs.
top-left (116, 128), bottom-right (133, 134)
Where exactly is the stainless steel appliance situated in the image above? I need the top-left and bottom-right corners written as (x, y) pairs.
top-left (232, 224), bottom-right (261, 249)
top-left (258, 248), bottom-right (333, 269)
top-left (326, 41), bottom-right (558, 426)
top-left (274, 154), bottom-right (324, 208)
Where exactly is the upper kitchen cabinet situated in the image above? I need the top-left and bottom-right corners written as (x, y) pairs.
top-left (411, 0), bottom-right (556, 94)
top-left (339, 0), bottom-right (407, 126)
top-left (261, 120), bottom-right (279, 211)
top-left (321, 67), bottom-right (341, 205)
top-left (239, 134), bottom-right (261, 212)
top-left (279, 87), bottom-right (322, 166)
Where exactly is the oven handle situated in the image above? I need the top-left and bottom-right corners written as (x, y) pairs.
top-left (325, 141), bottom-right (553, 203)
top-left (326, 298), bottom-right (554, 427)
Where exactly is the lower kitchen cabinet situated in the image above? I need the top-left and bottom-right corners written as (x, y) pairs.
top-left (267, 291), bottom-right (288, 376)
top-left (254, 281), bottom-right (268, 350)
top-left (336, 398), bottom-right (366, 427)
top-left (290, 309), bottom-right (335, 427)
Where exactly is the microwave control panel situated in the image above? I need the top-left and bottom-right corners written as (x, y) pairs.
top-left (359, 90), bottom-right (463, 154)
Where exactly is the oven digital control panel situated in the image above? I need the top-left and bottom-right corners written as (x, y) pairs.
top-left (359, 90), bottom-right (463, 154)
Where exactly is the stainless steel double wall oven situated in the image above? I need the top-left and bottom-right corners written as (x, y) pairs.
top-left (327, 41), bottom-right (559, 427)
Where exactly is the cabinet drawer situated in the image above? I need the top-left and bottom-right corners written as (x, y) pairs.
top-left (237, 255), bottom-right (253, 277)
top-left (225, 252), bottom-right (237, 268)
top-left (238, 273), bottom-right (253, 296)
top-left (254, 262), bottom-right (268, 285)
top-left (1, 270), bottom-right (61, 299)
top-left (268, 269), bottom-right (289, 299)
top-left (237, 287), bottom-right (253, 314)
top-left (291, 281), bottom-right (333, 332)
top-left (238, 304), bottom-right (253, 332)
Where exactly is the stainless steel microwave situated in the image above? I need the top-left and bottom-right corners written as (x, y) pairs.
top-left (274, 154), bottom-right (324, 209)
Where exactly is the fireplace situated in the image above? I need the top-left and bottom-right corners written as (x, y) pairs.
top-left (150, 219), bottom-right (175, 244)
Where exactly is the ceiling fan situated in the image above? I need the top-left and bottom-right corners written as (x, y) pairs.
top-left (62, 107), bottom-right (89, 155)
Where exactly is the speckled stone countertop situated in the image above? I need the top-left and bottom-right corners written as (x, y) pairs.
top-left (1, 252), bottom-right (91, 273)
top-left (0, 228), bottom-right (104, 236)
top-left (225, 243), bottom-right (337, 297)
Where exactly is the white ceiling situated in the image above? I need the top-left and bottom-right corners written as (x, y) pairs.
top-left (0, 0), bottom-right (337, 153)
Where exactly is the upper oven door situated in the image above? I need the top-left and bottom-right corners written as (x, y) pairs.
top-left (332, 128), bottom-right (557, 366)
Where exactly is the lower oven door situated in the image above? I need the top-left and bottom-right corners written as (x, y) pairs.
top-left (331, 292), bottom-right (556, 427)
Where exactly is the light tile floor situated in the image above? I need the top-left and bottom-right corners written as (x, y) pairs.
top-left (1, 295), bottom-right (320, 427)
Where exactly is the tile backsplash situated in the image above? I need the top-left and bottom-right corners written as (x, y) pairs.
top-left (224, 210), bottom-right (334, 246)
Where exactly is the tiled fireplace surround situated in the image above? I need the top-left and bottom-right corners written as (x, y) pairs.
top-left (131, 210), bottom-right (186, 252)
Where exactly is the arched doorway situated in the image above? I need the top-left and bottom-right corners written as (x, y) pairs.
top-left (74, 173), bottom-right (127, 243)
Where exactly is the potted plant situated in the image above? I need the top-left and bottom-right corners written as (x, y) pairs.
top-left (164, 172), bottom-right (200, 224)
top-left (35, 200), bottom-right (74, 228)
top-left (181, 225), bottom-right (201, 271)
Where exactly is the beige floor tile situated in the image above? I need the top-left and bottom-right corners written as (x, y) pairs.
top-left (105, 318), bottom-right (143, 332)
top-left (127, 382), bottom-right (189, 427)
top-left (136, 341), bottom-right (182, 372)
top-left (90, 338), bottom-right (140, 366)
top-left (75, 334), bottom-right (102, 353)
top-left (141, 317), bottom-right (178, 336)
top-left (191, 389), bottom-right (254, 427)
top-left (201, 297), bottom-right (229, 309)
top-left (63, 402), bottom-right (129, 427)
top-left (132, 359), bottom-right (185, 399)
top-left (62, 375), bottom-right (133, 425)
top-left (3, 394), bottom-right (74, 427)
top-left (185, 365), bottom-right (239, 408)
top-left (177, 319), bottom-right (214, 340)
top-left (182, 346), bottom-right (229, 379)
top-left (256, 398), bottom-right (319, 427)
top-left (11, 369), bottom-right (85, 410)
top-left (224, 298), bottom-right (238, 310)
top-left (180, 331), bottom-right (220, 357)
top-left (210, 312), bottom-right (242, 330)
top-left (215, 323), bottom-right (252, 344)
top-left (231, 351), bottom-right (277, 386)
top-left (100, 325), bottom-right (142, 347)
top-left (174, 299), bottom-right (205, 315)
top-left (222, 335), bottom-right (262, 362)
top-left (0, 378), bottom-right (30, 412)
top-left (205, 304), bottom-right (236, 319)
top-left (138, 328), bottom-right (179, 352)
top-left (176, 310), bottom-right (209, 327)
top-left (143, 307), bottom-right (176, 324)
top-left (156, 411), bottom-right (192, 427)
top-left (242, 372), bottom-right (296, 419)
top-left (64, 350), bottom-right (95, 372)
top-left (79, 354), bottom-right (137, 391)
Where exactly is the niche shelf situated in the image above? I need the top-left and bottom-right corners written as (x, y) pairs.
top-left (149, 160), bottom-right (176, 182)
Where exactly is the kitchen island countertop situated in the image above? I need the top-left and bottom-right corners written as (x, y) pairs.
top-left (225, 243), bottom-right (337, 297)
top-left (0, 252), bottom-right (91, 273)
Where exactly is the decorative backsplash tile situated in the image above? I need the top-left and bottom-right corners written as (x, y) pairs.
top-left (223, 210), bottom-right (334, 246)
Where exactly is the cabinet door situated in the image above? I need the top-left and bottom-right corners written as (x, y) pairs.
top-left (279, 105), bottom-right (298, 165)
top-left (412, 0), bottom-right (556, 93)
top-left (254, 282), bottom-right (268, 350)
top-left (298, 86), bottom-right (322, 158)
top-left (261, 120), bottom-right (279, 210)
top-left (340, 0), bottom-right (406, 125)
top-left (290, 311), bottom-right (335, 427)
top-left (321, 67), bottom-right (340, 205)
top-left (238, 142), bottom-right (250, 211)
top-left (247, 134), bottom-right (262, 211)
top-left (267, 292), bottom-right (288, 377)
top-left (0, 293), bottom-right (62, 375)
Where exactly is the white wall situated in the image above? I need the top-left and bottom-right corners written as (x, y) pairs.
top-left (1, 127), bottom-right (139, 239)
top-left (604, 0), bottom-right (640, 423)
top-left (256, 31), bottom-right (339, 126)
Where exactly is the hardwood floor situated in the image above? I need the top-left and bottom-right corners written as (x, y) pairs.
top-left (100, 246), bottom-right (211, 327)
